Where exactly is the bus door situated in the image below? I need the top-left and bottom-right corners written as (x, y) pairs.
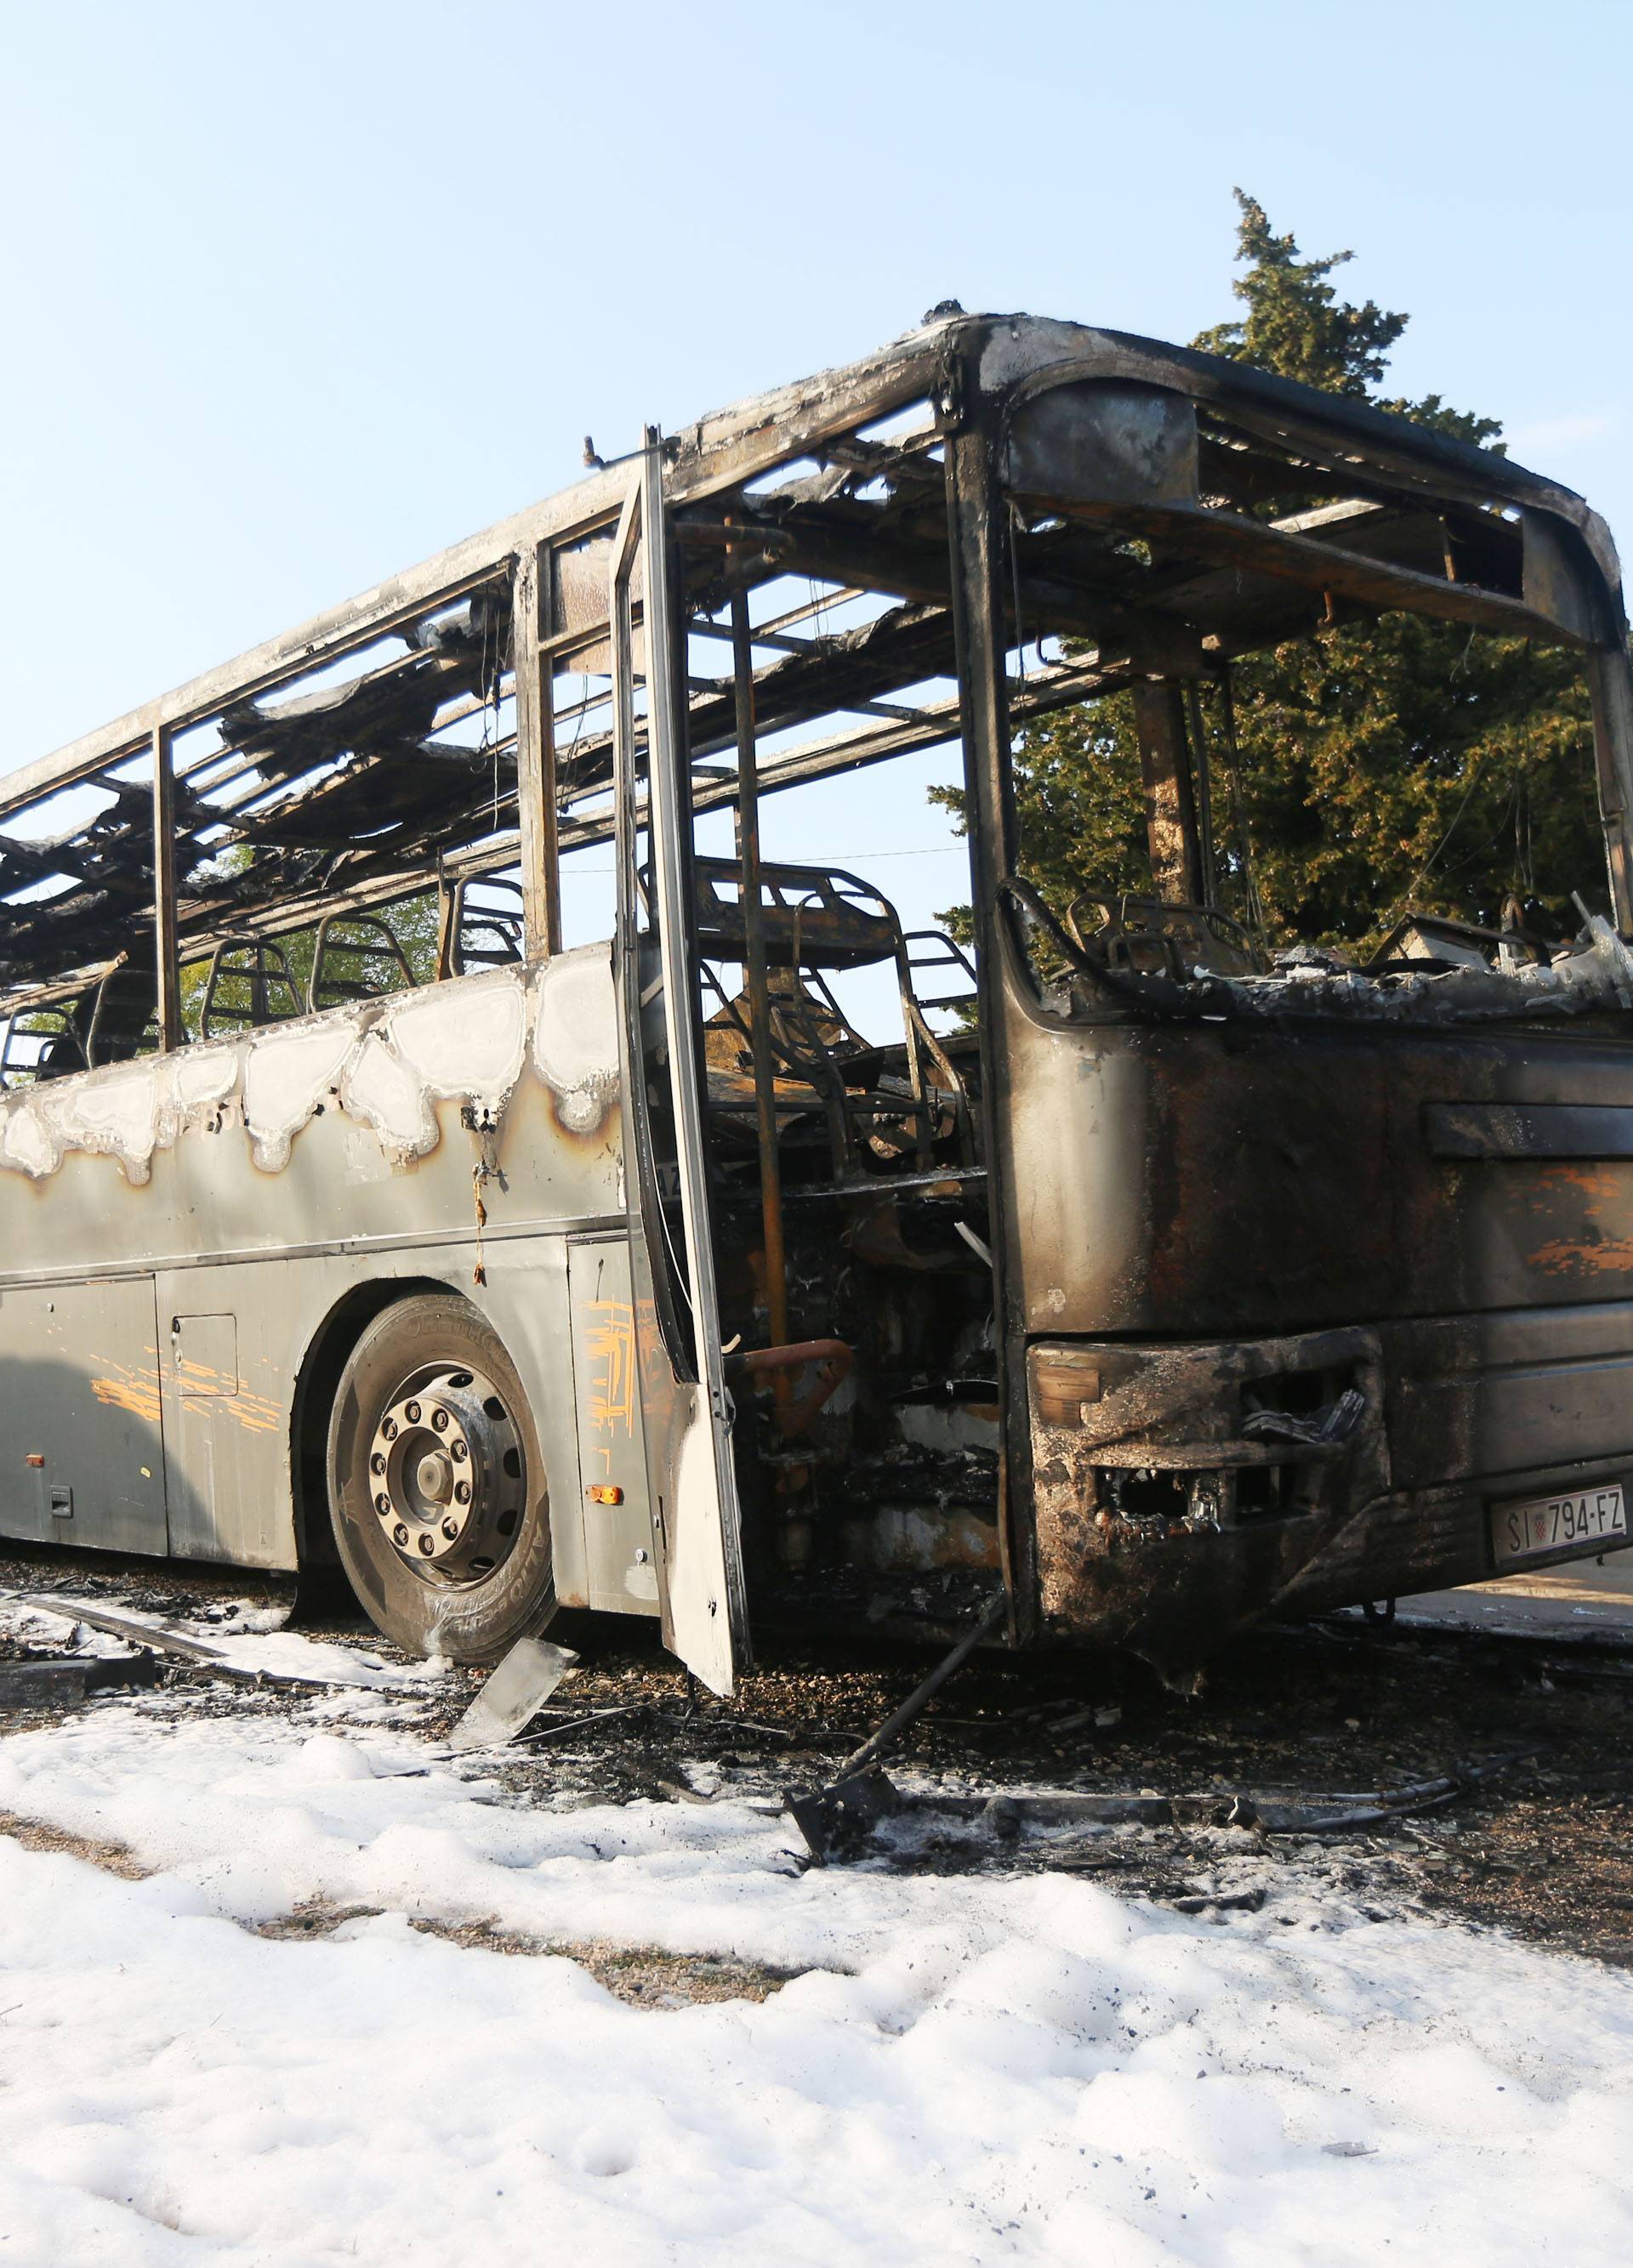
top-left (609, 436), bottom-right (749, 1696)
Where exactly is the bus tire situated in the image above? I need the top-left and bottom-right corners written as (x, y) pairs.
top-left (326, 1293), bottom-right (557, 1664)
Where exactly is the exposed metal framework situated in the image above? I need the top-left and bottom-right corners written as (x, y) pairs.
top-left (2, 311), bottom-right (1625, 1053)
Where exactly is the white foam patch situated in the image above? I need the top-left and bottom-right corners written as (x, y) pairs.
top-left (533, 946), bottom-right (619, 1132)
top-left (0, 954), bottom-right (608, 1185)
top-left (0, 1045), bottom-right (240, 1183)
top-left (1, 1698), bottom-right (1631, 2265)
top-left (243, 1021), bottom-right (357, 1171)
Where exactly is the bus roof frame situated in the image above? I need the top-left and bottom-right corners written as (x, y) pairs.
top-left (8, 309), bottom-right (1624, 830)
top-left (2, 309), bottom-right (1630, 1033)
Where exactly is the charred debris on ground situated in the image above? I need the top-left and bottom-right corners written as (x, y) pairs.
top-left (3, 1540), bottom-right (1633, 1966)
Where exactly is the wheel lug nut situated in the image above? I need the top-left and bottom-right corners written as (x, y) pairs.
top-left (370, 1452), bottom-right (386, 1477)
top-left (383, 1418), bottom-right (399, 1441)
top-left (374, 1492), bottom-right (391, 1517)
top-left (451, 1440), bottom-right (469, 1464)
top-left (431, 1407), bottom-right (449, 1431)
top-left (441, 1517), bottom-right (458, 1540)
top-left (405, 1401), bottom-right (422, 1424)
top-left (417, 1532), bottom-right (435, 1555)
top-left (454, 1481), bottom-right (471, 1505)
top-left (393, 1522), bottom-right (408, 1547)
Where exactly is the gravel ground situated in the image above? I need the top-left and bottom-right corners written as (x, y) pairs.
top-left (3, 1535), bottom-right (1632, 1965)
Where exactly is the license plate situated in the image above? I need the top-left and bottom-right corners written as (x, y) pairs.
top-left (1490, 1482), bottom-right (1627, 1568)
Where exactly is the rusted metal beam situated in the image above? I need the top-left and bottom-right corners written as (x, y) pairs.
top-left (1587, 643), bottom-right (1633, 933)
top-left (943, 408), bottom-right (1022, 1640)
top-left (664, 333), bottom-right (943, 506)
top-left (731, 593), bottom-right (791, 1361)
top-left (151, 726), bottom-right (182, 1050)
top-left (6, 313), bottom-right (1627, 1018)
top-left (511, 543), bottom-right (562, 957)
top-left (1183, 682), bottom-right (1216, 907)
top-left (0, 558), bottom-right (528, 832)
top-left (0, 339), bottom-right (957, 832)
top-left (1097, 498), bottom-right (1590, 647)
top-left (731, 513), bottom-right (1118, 641)
top-left (0, 641), bottom-right (1132, 1024)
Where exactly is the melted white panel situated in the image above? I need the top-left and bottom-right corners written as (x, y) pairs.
top-left (533, 946), bottom-right (619, 1133)
top-left (2, 1101), bottom-right (59, 1178)
top-left (170, 1048), bottom-right (239, 1120)
top-left (340, 971), bottom-right (531, 1164)
top-left (243, 1022), bottom-right (357, 1171)
top-left (0, 947), bottom-right (622, 1182)
top-left (52, 1065), bottom-right (162, 1184)
top-left (388, 973), bottom-right (528, 1104)
top-left (0, 1040), bottom-right (241, 1184)
top-left (342, 1031), bottom-right (437, 1164)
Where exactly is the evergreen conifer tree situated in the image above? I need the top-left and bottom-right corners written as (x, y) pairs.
top-left (934, 193), bottom-right (1602, 954)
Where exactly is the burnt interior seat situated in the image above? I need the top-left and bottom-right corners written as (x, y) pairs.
top-left (1067, 893), bottom-right (1260, 980)
top-left (692, 857), bottom-right (976, 1175)
top-left (200, 936), bottom-right (305, 1037)
top-left (83, 959), bottom-right (162, 1063)
top-left (440, 875), bottom-right (526, 978)
top-left (308, 912), bottom-right (419, 1012)
top-left (0, 1002), bottom-right (87, 1086)
top-left (692, 858), bottom-right (901, 970)
top-left (5, 946), bottom-right (177, 1078)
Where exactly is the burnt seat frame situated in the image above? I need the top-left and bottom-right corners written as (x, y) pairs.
top-left (691, 855), bottom-right (974, 1177)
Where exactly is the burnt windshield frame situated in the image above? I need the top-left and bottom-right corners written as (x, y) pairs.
top-left (982, 364), bottom-right (1633, 1006)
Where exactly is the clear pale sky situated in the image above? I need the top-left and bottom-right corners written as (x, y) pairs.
top-left (1, 0), bottom-right (1626, 960)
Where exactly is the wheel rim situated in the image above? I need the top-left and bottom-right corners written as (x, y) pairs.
top-left (366, 1360), bottom-right (526, 1586)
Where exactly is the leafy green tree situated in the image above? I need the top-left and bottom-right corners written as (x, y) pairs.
top-left (935, 191), bottom-right (1602, 957)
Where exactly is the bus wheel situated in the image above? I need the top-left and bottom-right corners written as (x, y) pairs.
top-left (326, 1293), bottom-right (555, 1664)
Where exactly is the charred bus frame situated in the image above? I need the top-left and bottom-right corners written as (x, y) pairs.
top-left (1, 310), bottom-right (1630, 1690)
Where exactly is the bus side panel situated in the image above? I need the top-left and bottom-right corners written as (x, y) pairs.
top-left (158, 1273), bottom-right (288, 1566)
top-left (156, 1236), bottom-right (590, 1594)
top-left (459, 1235), bottom-right (588, 1610)
top-left (0, 950), bottom-right (624, 1582)
top-left (0, 1276), bottom-right (168, 1553)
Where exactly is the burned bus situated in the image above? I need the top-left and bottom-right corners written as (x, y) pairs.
top-left (1, 310), bottom-right (1630, 1690)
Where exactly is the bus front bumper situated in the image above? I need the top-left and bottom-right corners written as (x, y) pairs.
top-left (1026, 1314), bottom-right (1633, 1684)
